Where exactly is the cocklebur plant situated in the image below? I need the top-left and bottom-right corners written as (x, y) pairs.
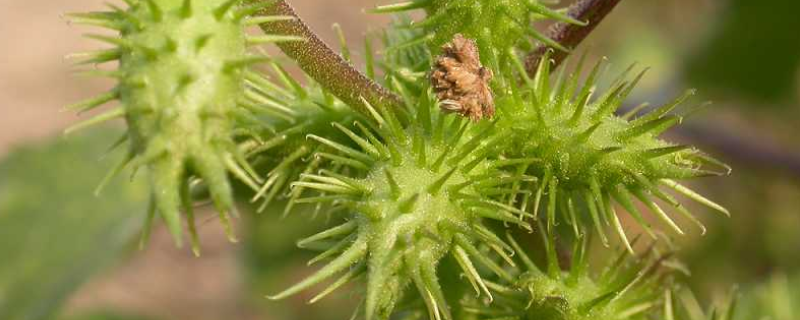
top-left (63, 0), bottom-right (741, 319)
top-left (464, 232), bottom-right (684, 320)
top-left (261, 34), bottom-right (728, 320)
top-left (267, 90), bottom-right (536, 320)
top-left (65, 0), bottom-right (308, 253)
top-left (373, 0), bottom-right (586, 66)
top-left (372, 14), bottom-right (730, 252)
top-left (242, 22), bottom-right (448, 218)
top-left (238, 57), bottom-right (364, 216)
top-left (489, 51), bottom-right (732, 252)
top-left (370, 1), bottom-right (731, 254)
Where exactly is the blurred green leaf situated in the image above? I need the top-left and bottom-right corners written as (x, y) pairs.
top-left (0, 129), bottom-right (148, 320)
top-left (735, 273), bottom-right (800, 320)
top-left (685, 0), bottom-right (800, 104)
top-left (242, 204), bottom-right (358, 320)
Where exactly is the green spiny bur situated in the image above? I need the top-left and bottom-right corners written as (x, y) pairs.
top-left (495, 52), bottom-right (731, 251)
top-left (268, 90), bottom-right (534, 320)
top-left (66, 0), bottom-right (301, 254)
top-left (374, 0), bottom-right (585, 65)
top-left (468, 234), bottom-right (679, 320)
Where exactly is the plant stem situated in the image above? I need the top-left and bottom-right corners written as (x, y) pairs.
top-left (251, 0), bottom-right (404, 115)
top-left (525, 0), bottom-right (622, 75)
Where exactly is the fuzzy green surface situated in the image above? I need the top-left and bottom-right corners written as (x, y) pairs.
top-left (514, 272), bottom-right (644, 320)
top-left (271, 97), bottom-right (530, 320)
top-left (500, 96), bottom-right (699, 190)
top-left (471, 235), bottom-right (672, 320)
top-left (123, 0), bottom-right (246, 154)
top-left (470, 56), bottom-right (730, 246)
top-left (375, 0), bottom-right (576, 69)
top-left (115, 0), bottom-right (253, 247)
top-left (425, 0), bottom-right (531, 54)
top-left (361, 146), bottom-right (474, 222)
top-left (357, 145), bottom-right (480, 319)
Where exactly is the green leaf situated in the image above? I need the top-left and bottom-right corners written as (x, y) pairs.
top-left (0, 129), bottom-right (148, 320)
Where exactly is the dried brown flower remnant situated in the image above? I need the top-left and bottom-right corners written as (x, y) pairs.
top-left (431, 34), bottom-right (495, 121)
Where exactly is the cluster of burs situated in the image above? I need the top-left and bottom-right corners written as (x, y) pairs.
top-left (67, 0), bottom-right (734, 319)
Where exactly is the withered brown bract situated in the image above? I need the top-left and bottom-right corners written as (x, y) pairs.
top-left (431, 34), bottom-right (495, 121)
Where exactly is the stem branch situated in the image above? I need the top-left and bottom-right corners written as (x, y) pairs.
top-left (252, 0), bottom-right (404, 115)
top-left (525, 0), bottom-right (622, 75)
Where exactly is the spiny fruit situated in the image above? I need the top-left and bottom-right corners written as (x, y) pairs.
top-left (467, 233), bottom-right (681, 320)
top-left (373, 0), bottom-right (585, 66)
top-left (238, 57), bottom-right (363, 216)
top-left (267, 89), bottom-right (536, 320)
top-left (65, 0), bottom-right (302, 254)
top-left (490, 52), bottom-right (731, 252)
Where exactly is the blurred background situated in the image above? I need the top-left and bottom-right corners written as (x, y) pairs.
top-left (0, 0), bottom-right (798, 319)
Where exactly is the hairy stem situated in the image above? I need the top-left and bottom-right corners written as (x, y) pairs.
top-left (251, 0), bottom-right (404, 114)
top-left (525, 0), bottom-right (622, 75)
